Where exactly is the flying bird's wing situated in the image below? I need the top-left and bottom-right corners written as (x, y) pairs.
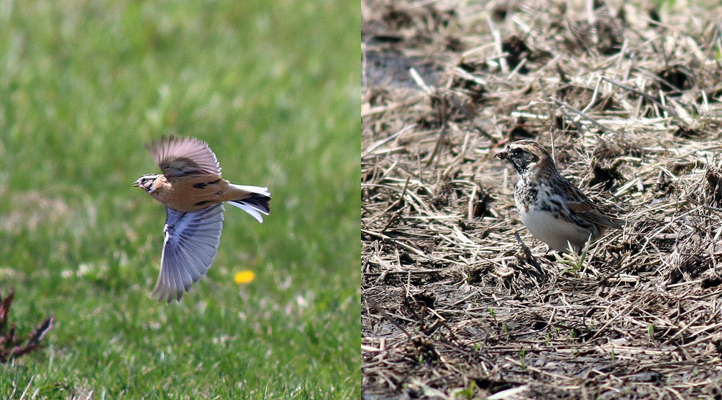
top-left (153, 204), bottom-right (225, 303)
top-left (146, 136), bottom-right (221, 178)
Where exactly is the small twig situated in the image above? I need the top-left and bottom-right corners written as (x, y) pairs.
top-left (362, 124), bottom-right (416, 159)
top-left (602, 77), bottom-right (680, 118)
top-left (410, 67), bottom-right (433, 95)
top-left (659, 35), bottom-right (669, 70)
top-left (704, 205), bottom-right (722, 213)
top-left (555, 102), bottom-right (586, 134)
top-left (383, 177), bottom-right (410, 214)
top-left (538, 78), bottom-right (556, 162)
top-left (378, 213), bottom-right (399, 234)
top-left (367, 300), bottom-right (412, 340)
top-left (488, 17), bottom-right (508, 73)
top-left (20, 375), bottom-right (34, 400)
top-left (426, 95), bottom-right (448, 168)
top-left (614, 39), bottom-right (628, 76)
top-left (404, 267), bottom-right (412, 299)
top-left (552, 98), bottom-right (621, 135)
top-left (514, 231), bottom-right (542, 272)
top-left (362, 229), bottom-right (455, 263)
top-left (507, 58), bottom-right (527, 80)
top-left (556, 63), bottom-right (569, 83)
top-left (468, 184), bottom-right (477, 222)
top-left (580, 75), bottom-right (603, 114)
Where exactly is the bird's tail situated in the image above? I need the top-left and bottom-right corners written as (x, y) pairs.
top-left (227, 184), bottom-right (271, 223)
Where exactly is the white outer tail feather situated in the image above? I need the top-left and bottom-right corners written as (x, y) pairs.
top-left (227, 184), bottom-right (271, 223)
top-left (230, 184), bottom-right (270, 197)
top-left (228, 202), bottom-right (265, 223)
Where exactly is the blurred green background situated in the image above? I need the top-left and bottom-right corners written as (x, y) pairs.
top-left (0, 0), bottom-right (359, 398)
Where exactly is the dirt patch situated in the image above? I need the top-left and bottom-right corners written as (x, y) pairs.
top-left (362, 1), bottom-right (722, 398)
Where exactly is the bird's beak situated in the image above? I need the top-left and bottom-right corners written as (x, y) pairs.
top-left (133, 180), bottom-right (141, 187)
top-left (495, 151), bottom-right (508, 160)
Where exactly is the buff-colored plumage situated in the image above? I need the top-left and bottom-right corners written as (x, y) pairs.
top-left (135, 136), bottom-right (271, 303)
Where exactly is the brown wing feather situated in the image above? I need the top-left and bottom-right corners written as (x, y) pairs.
top-left (146, 136), bottom-right (221, 178)
top-left (565, 183), bottom-right (622, 229)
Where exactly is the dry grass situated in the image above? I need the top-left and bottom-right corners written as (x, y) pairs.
top-left (362, 0), bottom-right (722, 398)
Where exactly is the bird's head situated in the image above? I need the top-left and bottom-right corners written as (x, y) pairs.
top-left (495, 140), bottom-right (556, 177)
top-left (134, 174), bottom-right (161, 193)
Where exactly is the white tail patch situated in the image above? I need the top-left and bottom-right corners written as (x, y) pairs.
top-left (228, 202), bottom-right (266, 223)
top-left (229, 184), bottom-right (270, 197)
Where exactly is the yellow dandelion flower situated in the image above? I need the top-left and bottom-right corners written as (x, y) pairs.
top-left (234, 270), bottom-right (255, 284)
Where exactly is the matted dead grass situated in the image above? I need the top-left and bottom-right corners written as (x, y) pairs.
top-left (362, 0), bottom-right (722, 398)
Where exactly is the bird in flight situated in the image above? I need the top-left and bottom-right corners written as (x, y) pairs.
top-left (134, 136), bottom-right (270, 303)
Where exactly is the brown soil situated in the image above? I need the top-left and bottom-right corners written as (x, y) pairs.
top-left (362, 0), bottom-right (722, 398)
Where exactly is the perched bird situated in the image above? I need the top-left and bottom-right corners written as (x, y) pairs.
top-left (495, 140), bottom-right (621, 253)
top-left (134, 136), bottom-right (270, 303)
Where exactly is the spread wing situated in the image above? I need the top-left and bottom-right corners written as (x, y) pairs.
top-left (152, 204), bottom-right (225, 303)
top-left (146, 136), bottom-right (221, 178)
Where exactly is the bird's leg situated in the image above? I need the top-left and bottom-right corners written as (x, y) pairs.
top-left (514, 231), bottom-right (544, 274)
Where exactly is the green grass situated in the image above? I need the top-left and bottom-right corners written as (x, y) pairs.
top-left (0, 0), bottom-right (359, 398)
